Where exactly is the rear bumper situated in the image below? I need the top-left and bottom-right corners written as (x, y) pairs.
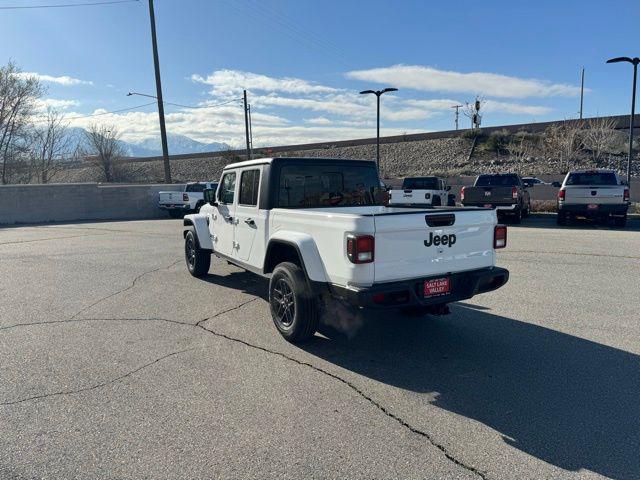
top-left (463, 202), bottom-right (519, 212)
top-left (558, 202), bottom-right (629, 216)
top-left (159, 204), bottom-right (190, 211)
top-left (329, 267), bottom-right (509, 309)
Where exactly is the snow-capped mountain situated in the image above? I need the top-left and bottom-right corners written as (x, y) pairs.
top-left (65, 128), bottom-right (230, 157)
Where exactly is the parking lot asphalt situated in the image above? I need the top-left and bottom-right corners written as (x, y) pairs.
top-left (1, 215), bottom-right (639, 480)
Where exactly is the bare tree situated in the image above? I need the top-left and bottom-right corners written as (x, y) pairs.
top-left (507, 131), bottom-right (537, 163)
top-left (83, 124), bottom-right (125, 182)
top-left (29, 108), bottom-right (72, 183)
top-left (543, 121), bottom-right (583, 173)
top-left (582, 117), bottom-right (619, 164)
top-left (0, 62), bottom-right (44, 184)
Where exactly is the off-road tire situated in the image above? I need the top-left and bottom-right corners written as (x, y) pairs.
top-left (269, 262), bottom-right (319, 343)
top-left (184, 228), bottom-right (210, 277)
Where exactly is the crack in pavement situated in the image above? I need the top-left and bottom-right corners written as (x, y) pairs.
top-left (0, 349), bottom-right (189, 406)
top-left (1, 300), bottom-right (486, 478)
top-left (0, 233), bottom-right (110, 246)
top-left (69, 258), bottom-right (182, 320)
top-left (195, 297), bottom-right (260, 327)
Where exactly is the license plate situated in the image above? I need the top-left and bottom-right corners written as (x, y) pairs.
top-left (587, 204), bottom-right (599, 210)
top-left (424, 277), bottom-right (450, 297)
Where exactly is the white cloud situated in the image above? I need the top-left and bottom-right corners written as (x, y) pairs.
top-left (305, 116), bottom-right (332, 125)
top-left (405, 98), bottom-right (553, 116)
top-left (481, 100), bottom-right (553, 115)
top-left (346, 65), bottom-right (581, 98)
top-left (35, 98), bottom-right (81, 110)
top-left (191, 69), bottom-right (338, 96)
top-left (16, 72), bottom-right (93, 86)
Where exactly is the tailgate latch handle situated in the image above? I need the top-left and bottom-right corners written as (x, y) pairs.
top-left (425, 214), bottom-right (455, 227)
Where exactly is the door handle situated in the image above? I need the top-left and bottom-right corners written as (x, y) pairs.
top-left (244, 218), bottom-right (255, 226)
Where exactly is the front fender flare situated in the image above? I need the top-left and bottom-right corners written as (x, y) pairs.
top-left (183, 214), bottom-right (213, 251)
top-left (266, 231), bottom-right (328, 283)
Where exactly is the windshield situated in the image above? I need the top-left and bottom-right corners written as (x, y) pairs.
top-left (475, 174), bottom-right (520, 187)
top-left (277, 164), bottom-right (383, 208)
top-left (402, 177), bottom-right (439, 190)
top-left (566, 172), bottom-right (618, 186)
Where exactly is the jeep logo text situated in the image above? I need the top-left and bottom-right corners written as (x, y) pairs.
top-left (424, 232), bottom-right (456, 248)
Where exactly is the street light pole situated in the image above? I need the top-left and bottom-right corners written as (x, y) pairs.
top-left (148, 0), bottom-right (171, 184)
top-left (359, 87), bottom-right (398, 172)
top-left (607, 56), bottom-right (639, 186)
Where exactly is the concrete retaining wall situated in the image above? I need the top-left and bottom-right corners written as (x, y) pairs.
top-left (0, 183), bottom-right (185, 225)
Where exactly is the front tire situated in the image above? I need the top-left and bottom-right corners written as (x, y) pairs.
top-left (269, 262), bottom-right (319, 343)
top-left (184, 229), bottom-right (210, 277)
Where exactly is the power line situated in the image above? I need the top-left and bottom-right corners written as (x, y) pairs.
top-left (0, 0), bottom-right (139, 10)
top-left (65, 101), bottom-right (156, 120)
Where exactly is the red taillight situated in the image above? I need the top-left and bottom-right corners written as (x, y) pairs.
top-left (511, 186), bottom-right (518, 199)
top-left (346, 234), bottom-right (375, 264)
top-left (183, 193), bottom-right (189, 201)
top-left (623, 188), bottom-right (630, 202)
top-left (460, 186), bottom-right (465, 201)
top-left (558, 188), bottom-right (566, 201)
top-left (494, 225), bottom-right (507, 249)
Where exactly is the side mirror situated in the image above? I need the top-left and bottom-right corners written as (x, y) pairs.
top-left (203, 188), bottom-right (217, 206)
top-left (445, 185), bottom-right (451, 191)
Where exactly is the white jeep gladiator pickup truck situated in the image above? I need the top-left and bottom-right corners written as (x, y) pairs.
top-left (388, 176), bottom-right (454, 207)
top-left (183, 158), bottom-right (509, 342)
top-left (557, 169), bottom-right (630, 226)
top-left (159, 182), bottom-right (218, 218)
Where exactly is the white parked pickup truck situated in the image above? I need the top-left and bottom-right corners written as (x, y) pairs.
top-left (557, 169), bottom-right (630, 227)
top-left (159, 182), bottom-right (218, 218)
top-left (183, 158), bottom-right (509, 342)
top-left (388, 176), bottom-right (454, 207)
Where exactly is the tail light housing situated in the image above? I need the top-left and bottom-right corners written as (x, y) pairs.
top-left (182, 193), bottom-right (189, 202)
top-left (494, 225), bottom-right (507, 249)
top-left (460, 186), bottom-right (465, 202)
top-left (346, 234), bottom-right (375, 264)
top-left (511, 186), bottom-right (518, 199)
top-left (623, 188), bottom-right (630, 202)
top-left (557, 188), bottom-right (566, 201)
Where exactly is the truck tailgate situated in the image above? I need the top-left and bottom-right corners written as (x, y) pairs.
top-left (389, 189), bottom-right (431, 205)
top-left (373, 209), bottom-right (496, 283)
top-left (159, 192), bottom-right (185, 205)
top-left (464, 186), bottom-right (516, 204)
top-left (563, 186), bottom-right (625, 205)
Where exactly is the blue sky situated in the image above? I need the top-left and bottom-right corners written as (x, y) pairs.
top-left (1, 0), bottom-right (638, 147)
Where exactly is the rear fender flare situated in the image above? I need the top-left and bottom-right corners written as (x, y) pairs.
top-left (265, 232), bottom-right (328, 283)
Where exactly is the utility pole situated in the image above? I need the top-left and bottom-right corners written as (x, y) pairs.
top-left (451, 104), bottom-right (463, 130)
top-left (247, 104), bottom-right (253, 159)
top-left (243, 89), bottom-right (251, 160)
top-left (147, 0), bottom-right (171, 183)
top-left (579, 67), bottom-right (585, 119)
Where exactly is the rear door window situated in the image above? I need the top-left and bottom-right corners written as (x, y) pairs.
top-left (239, 169), bottom-right (260, 206)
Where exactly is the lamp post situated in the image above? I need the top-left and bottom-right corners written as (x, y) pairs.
top-left (359, 87), bottom-right (398, 172)
top-left (606, 56), bottom-right (639, 186)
